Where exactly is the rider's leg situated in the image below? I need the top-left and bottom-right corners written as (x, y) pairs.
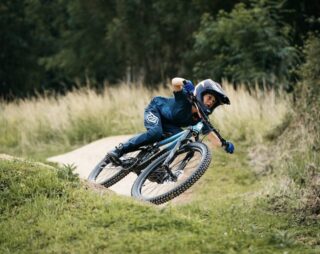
top-left (108, 105), bottom-right (163, 159)
top-left (162, 122), bottom-right (183, 136)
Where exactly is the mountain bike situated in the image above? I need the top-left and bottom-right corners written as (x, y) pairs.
top-left (88, 93), bottom-right (227, 204)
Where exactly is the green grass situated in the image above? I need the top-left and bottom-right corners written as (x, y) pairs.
top-left (0, 84), bottom-right (318, 252)
top-left (1, 146), bottom-right (318, 253)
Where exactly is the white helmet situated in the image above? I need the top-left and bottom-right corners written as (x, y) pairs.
top-left (194, 79), bottom-right (230, 114)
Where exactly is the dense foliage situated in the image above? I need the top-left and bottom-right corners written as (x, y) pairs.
top-left (298, 34), bottom-right (320, 141)
top-left (0, 0), bottom-right (320, 98)
top-left (192, 1), bottom-right (298, 85)
top-left (265, 34), bottom-right (320, 220)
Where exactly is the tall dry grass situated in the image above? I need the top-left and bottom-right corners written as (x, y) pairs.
top-left (0, 82), bottom-right (289, 158)
top-left (212, 83), bottom-right (290, 143)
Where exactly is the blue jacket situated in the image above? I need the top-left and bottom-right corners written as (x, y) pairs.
top-left (152, 89), bottom-right (210, 134)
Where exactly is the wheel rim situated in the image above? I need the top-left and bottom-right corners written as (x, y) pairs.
top-left (139, 148), bottom-right (203, 199)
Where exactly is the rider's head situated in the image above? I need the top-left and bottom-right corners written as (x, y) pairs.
top-left (194, 79), bottom-right (230, 115)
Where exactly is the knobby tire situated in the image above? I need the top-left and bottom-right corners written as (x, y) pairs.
top-left (131, 142), bottom-right (211, 204)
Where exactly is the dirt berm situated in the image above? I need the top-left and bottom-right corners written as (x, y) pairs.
top-left (47, 135), bottom-right (136, 196)
top-left (47, 134), bottom-right (193, 203)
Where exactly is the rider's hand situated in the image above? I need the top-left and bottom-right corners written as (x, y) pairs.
top-left (183, 80), bottom-right (195, 93)
top-left (224, 141), bottom-right (234, 154)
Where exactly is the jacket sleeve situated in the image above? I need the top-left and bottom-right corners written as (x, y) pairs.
top-left (173, 89), bottom-right (189, 102)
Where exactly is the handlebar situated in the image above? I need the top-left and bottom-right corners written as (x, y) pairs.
top-left (187, 92), bottom-right (227, 146)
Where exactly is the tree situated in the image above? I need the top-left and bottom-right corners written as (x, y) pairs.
top-left (192, 0), bottom-right (299, 86)
top-left (0, 0), bottom-right (44, 98)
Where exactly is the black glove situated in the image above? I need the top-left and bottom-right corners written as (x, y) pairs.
top-left (183, 80), bottom-right (195, 93)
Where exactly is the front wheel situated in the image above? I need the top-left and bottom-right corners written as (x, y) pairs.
top-left (131, 142), bottom-right (211, 204)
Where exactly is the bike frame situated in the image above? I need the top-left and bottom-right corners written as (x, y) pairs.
top-left (151, 121), bottom-right (205, 171)
top-left (155, 121), bottom-right (204, 150)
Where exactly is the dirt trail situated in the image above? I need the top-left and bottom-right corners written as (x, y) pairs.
top-left (47, 135), bottom-right (136, 196)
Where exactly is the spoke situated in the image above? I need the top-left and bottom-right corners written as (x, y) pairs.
top-left (169, 152), bottom-right (190, 168)
top-left (142, 181), bottom-right (156, 192)
top-left (173, 153), bottom-right (200, 170)
top-left (170, 160), bottom-right (183, 169)
top-left (182, 160), bottom-right (199, 170)
top-left (169, 151), bottom-right (198, 170)
top-left (170, 158), bottom-right (186, 170)
top-left (184, 157), bottom-right (201, 169)
top-left (151, 185), bottom-right (162, 196)
top-left (150, 182), bottom-right (168, 196)
top-left (163, 181), bottom-right (176, 191)
top-left (142, 182), bottom-right (158, 196)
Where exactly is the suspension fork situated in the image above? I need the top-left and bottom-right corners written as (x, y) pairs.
top-left (176, 150), bottom-right (194, 172)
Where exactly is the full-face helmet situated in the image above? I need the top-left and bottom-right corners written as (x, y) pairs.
top-left (194, 79), bottom-right (230, 114)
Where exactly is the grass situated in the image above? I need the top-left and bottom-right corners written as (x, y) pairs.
top-left (0, 82), bottom-right (289, 160)
top-left (212, 84), bottom-right (290, 144)
top-left (0, 85), bottom-right (165, 159)
top-left (1, 149), bottom-right (318, 253)
top-left (1, 82), bottom-right (318, 252)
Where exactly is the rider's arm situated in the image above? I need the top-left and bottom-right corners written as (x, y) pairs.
top-left (207, 131), bottom-right (223, 148)
top-left (171, 77), bottom-right (185, 92)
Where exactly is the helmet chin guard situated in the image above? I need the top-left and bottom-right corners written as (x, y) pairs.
top-left (194, 79), bottom-right (230, 114)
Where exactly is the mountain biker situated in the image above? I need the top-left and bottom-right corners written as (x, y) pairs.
top-left (108, 78), bottom-right (234, 162)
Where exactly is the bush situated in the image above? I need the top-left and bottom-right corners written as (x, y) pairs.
top-left (192, 0), bottom-right (298, 86)
top-left (296, 34), bottom-right (320, 149)
top-left (264, 35), bottom-right (320, 221)
top-left (267, 152), bottom-right (320, 221)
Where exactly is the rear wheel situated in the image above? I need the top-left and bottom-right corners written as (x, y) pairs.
top-left (131, 142), bottom-right (211, 204)
top-left (88, 150), bottom-right (141, 187)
